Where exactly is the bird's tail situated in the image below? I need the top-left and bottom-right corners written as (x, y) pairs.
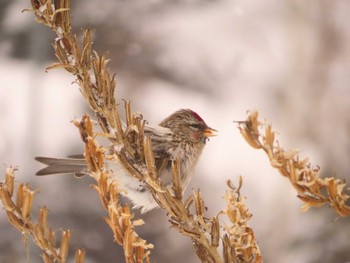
top-left (35, 156), bottom-right (88, 177)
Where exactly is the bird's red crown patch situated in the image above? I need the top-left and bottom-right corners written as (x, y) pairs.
top-left (191, 110), bottom-right (205, 123)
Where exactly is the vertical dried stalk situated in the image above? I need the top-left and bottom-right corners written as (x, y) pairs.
top-left (0, 167), bottom-right (84, 263)
top-left (222, 178), bottom-right (262, 263)
top-left (171, 159), bottom-right (182, 200)
top-left (74, 116), bottom-right (153, 263)
top-left (238, 111), bottom-right (350, 217)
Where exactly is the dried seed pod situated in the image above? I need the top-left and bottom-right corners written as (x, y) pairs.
top-left (75, 249), bottom-right (85, 263)
top-left (59, 230), bottom-right (71, 262)
top-left (210, 217), bottom-right (220, 248)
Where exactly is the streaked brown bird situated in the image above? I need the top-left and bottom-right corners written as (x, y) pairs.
top-left (36, 109), bottom-right (217, 213)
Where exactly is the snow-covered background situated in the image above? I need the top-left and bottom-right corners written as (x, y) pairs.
top-left (1, 0), bottom-right (350, 262)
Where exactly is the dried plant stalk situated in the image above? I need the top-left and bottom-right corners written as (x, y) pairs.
top-left (74, 115), bottom-right (153, 263)
top-left (171, 159), bottom-right (182, 200)
top-left (27, 0), bottom-right (263, 262)
top-left (0, 167), bottom-right (84, 263)
top-left (238, 111), bottom-right (350, 217)
top-left (73, 111), bottom-right (263, 263)
top-left (222, 178), bottom-right (262, 263)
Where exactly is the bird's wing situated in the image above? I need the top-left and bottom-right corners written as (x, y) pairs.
top-left (144, 124), bottom-right (175, 159)
top-left (144, 124), bottom-right (172, 138)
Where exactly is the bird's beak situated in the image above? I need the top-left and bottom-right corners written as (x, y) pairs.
top-left (203, 127), bottom-right (218, 137)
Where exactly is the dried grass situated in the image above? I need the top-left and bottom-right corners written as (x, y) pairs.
top-left (1, 0), bottom-right (262, 262)
top-left (238, 111), bottom-right (350, 217)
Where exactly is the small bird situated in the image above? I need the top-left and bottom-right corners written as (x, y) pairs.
top-left (36, 109), bottom-right (217, 213)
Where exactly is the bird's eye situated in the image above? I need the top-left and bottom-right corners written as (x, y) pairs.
top-left (189, 123), bottom-right (202, 129)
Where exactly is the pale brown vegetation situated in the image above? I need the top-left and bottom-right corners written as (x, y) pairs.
top-left (3, 1), bottom-right (348, 263)
top-left (1, 0), bottom-right (348, 262)
top-left (0, 167), bottom-right (85, 263)
top-left (238, 111), bottom-right (350, 217)
top-left (0, 0), bottom-right (262, 262)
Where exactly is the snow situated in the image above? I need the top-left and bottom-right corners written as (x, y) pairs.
top-left (38, 4), bottom-right (47, 14)
top-left (88, 69), bottom-right (96, 85)
top-left (56, 27), bottom-right (64, 39)
top-left (67, 54), bottom-right (76, 66)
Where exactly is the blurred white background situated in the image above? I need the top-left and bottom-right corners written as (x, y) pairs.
top-left (1, 0), bottom-right (350, 262)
